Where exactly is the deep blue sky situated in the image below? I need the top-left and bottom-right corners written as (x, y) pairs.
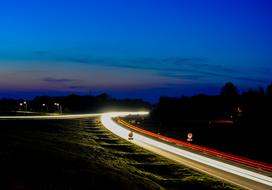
top-left (0, 0), bottom-right (272, 102)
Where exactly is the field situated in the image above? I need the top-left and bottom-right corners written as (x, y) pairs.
top-left (0, 117), bottom-right (239, 189)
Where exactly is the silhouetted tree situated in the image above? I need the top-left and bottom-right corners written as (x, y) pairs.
top-left (220, 82), bottom-right (239, 98)
top-left (266, 83), bottom-right (272, 97)
top-left (242, 87), bottom-right (265, 99)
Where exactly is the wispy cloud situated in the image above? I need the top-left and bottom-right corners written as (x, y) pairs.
top-left (42, 77), bottom-right (79, 83)
top-left (158, 72), bottom-right (203, 80)
top-left (67, 85), bottom-right (87, 89)
top-left (35, 52), bottom-right (271, 85)
top-left (161, 57), bottom-right (206, 64)
top-left (66, 56), bottom-right (233, 75)
top-left (60, 56), bottom-right (106, 65)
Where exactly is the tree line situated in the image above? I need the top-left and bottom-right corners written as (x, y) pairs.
top-left (151, 82), bottom-right (272, 122)
top-left (0, 93), bottom-right (150, 113)
top-left (148, 82), bottom-right (272, 163)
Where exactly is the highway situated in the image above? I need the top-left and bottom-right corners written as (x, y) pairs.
top-left (1, 111), bottom-right (272, 189)
top-left (116, 117), bottom-right (272, 173)
top-left (101, 112), bottom-right (272, 190)
top-left (0, 113), bottom-right (101, 120)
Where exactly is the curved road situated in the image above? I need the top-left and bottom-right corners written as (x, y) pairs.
top-left (100, 112), bottom-right (272, 190)
top-left (1, 112), bottom-right (272, 190)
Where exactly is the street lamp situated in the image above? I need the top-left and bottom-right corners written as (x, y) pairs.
top-left (19, 103), bottom-right (23, 111)
top-left (54, 102), bottom-right (59, 112)
top-left (54, 103), bottom-right (62, 113)
top-left (42, 104), bottom-right (48, 112)
top-left (23, 101), bottom-right (27, 111)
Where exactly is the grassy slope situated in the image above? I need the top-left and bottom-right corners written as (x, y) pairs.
top-left (0, 118), bottom-right (239, 190)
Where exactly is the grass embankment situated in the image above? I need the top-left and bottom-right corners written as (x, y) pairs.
top-left (0, 118), bottom-right (239, 190)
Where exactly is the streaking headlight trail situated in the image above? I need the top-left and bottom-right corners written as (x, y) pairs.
top-left (101, 112), bottom-right (272, 188)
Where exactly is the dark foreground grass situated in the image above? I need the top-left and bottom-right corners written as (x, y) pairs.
top-left (0, 118), bottom-right (239, 190)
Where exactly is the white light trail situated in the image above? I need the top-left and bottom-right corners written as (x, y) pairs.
top-left (0, 113), bottom-right (101, 120)
top-left (1, 111), bottom-right (272, 187)
top-left (101, 112), bottom-right (272, 187)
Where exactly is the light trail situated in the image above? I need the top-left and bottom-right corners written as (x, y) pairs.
top-left (100, 112), bottom-right (272, 188)
top-left (116, 118), bottom-right (272, 172)
top-left (0, 113), bottom-right (101, 120)
top-left (1, 111), bottom-right (272, 189)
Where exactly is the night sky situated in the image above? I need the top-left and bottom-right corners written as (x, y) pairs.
top-left (1, 0), bottom-right (272, 102)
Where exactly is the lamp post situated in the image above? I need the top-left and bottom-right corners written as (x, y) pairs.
top-left (19, 103), bottom-right (23, 111)
top-left (42, 103), bottom-right (48, 112)
top-left (54, 103), bottom-right (59, 112)
top-left (23, 101), bottom-right (27, 111)
top-left (54, 103), bottom-right (62, 113)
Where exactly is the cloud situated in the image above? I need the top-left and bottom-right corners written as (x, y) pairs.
top-left (158, 72), bottom-right (202, 80)
top-left (111, 62), bottom-right (224, 78)
top-left (61, 56), bottom-right (106, 65)
top-left (161, 57), bottom-right (206, 64)
top-left (68, 85), bottom-right (87, 89)
top-left (158, 69), bottom-right (270, 84)
top-left (40, 53), bottom-right (271, 85)
top-left (109, 58), bottom-right (270, 84)
top-left (105, 57), bottom-right (234, 76)
top-left (42, 77), bottom-right (79, 83)
top-left (230, 76), bottom-right (270, 83)
top-left (62, 56), bottom-right (212, 69)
